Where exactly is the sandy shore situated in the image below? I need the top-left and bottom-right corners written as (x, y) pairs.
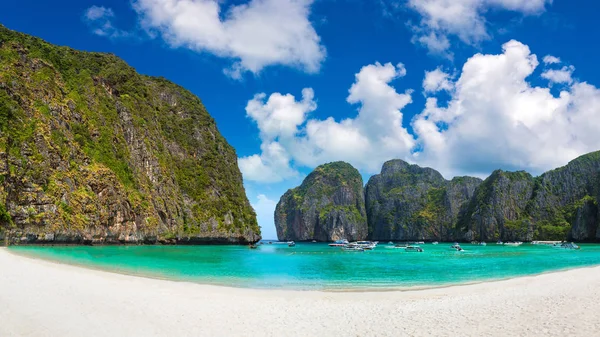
top-left (1, 248), bottom-right (598, 337)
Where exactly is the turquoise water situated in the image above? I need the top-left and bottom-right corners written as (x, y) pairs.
top-left (9, 243), bottom-right (600, 290)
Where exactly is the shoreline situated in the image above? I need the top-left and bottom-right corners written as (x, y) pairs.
top-left (7, 246), bottom-right (600, 293)
top-left (2, 248), bottom-right (600, 336)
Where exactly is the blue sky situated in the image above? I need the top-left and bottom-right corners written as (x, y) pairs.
top-left (3, 0), bottom-right (600, 239)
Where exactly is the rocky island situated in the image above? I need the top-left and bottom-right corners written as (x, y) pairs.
top-left (274, 162), bottom-right (367, 242)
top-left (0, 25), bottom-right (260, 244)
top-left (276, 152), bottom-right (600, 242)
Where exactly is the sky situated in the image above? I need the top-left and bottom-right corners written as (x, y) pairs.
top-left (2, 0), bottom-right (600, 239)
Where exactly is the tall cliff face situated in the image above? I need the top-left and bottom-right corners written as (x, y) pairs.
top-left (0, 26), bottom-right (260, 244)
top-left (288, 151), bottom-right (600, 242)
top-left (458, 171), bottom-right (535, 242)
top-left (458, 152), bottom-right (600, 242)
top-left (274, 162), bottom-right (367, 241)
top-left (365, 160), bottom-right (481, 241)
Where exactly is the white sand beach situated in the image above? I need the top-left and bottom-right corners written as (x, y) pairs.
top-left (1, 248), bottom-right (598, 337)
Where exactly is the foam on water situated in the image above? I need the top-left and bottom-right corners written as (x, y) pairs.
top-left (10, 243), bottom-right (600, 290)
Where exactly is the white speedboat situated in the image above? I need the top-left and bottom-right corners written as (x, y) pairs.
top-left (451, 243), bottom-right (463, 251)
top-left (386, 244), bottom-right (408, 249)
top-left (353, 241), bottom-right (377, 250)
top-left (497, 240), bottom-right (504, 245)
top-left (341, 245), bottom-right (364, 252)
top-left (329, 239), bottom-right (349, 247)
top-left (553, 242), bottom-right (580, 250)
top-left (288, 241), bottom-right (296, 247)
top-left (405, 245), bottom-right (424, 252)
top-left (388, 241), bottom-right (394, 245)
top-left (504, 241), bottom-right (523, 246)
top-left (432, 241), bottom-right (439, 245)
top-left (479, 242), bottom-right (487, 246)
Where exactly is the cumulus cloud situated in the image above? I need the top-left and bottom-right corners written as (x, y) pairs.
top-left (542, 65), bottom-right (575, 84)
top-left (131, 0), bottom-right (325, 78)
top-left (83, 6), bottom-right (129, 38)
top-left (238, 88), bottom-right (317, 182)
top-left (414, 40), bottom-right (600, 177)
top-left (407, 0), bottom-right (551, 55)
top-left (240, 62), bottom-right (416, 182)
top-left (242, 39), bottom-right (600, 184)
top-left (543, 55), bottom-right (561, 64)
top-left (423, 68), bottom-right (453, 93)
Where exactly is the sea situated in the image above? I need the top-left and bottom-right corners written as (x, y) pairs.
top-left (9, 242), bottom-right (600, 290)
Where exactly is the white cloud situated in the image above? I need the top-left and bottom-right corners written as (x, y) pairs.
top-left (83, 6), bottom-right (128, 38)
top-left (251, 194), bottom-right (278, 239)
top-left (543, 55), bottom-right (561, 64)
top-left (423, 67), bottom-right (453, 93)
top-left (132, 0), bottom-right (325, 78)
top-left (239, 142), bottom-right (300, 183)
top-left (407, 0), bottom-right (551, 54)
top-left (414, 40), bottom-right (600, 177)
top-left (85, 6), bottom-right (114, 21)
top-left (242, 39), bottom-right (600, 191)
top-left (542, 65), bottom-right (575, 84)
top-left (240, 62), bottom-right (416, 182)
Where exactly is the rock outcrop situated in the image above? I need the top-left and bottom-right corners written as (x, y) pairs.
top-left (458, 171), bottom-right (535, 242)
top-left (275, 162), bottom-right (367, 241)
top-left (0, 25), bottom-right (260, 244)
top-left (365, 160), bottom-right (481, 241)
top-left (278, 151), bottom-right (600, 242)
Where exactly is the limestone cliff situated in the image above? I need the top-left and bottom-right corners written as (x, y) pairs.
top-left (286, 151), bottom-right (600, 242)
top-left (365, 160), bottom-right (481, 241)
top-left (274, 162), bottom-right (367, 241)
top-left (0, 25), bottom-right (259, 244)
top-left (458, 152), bottom-right (600, 242)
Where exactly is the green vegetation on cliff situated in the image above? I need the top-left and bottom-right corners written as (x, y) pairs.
top-left (275, 161), bottom-right (367, 241)
top-left (0, 25), bottom-right (259, 244)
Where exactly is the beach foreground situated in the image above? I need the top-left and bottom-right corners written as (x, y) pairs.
top-left (1, 248), bottom-right (598, 337)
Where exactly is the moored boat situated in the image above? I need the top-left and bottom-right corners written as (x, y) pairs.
top-left (504, 241), bottom-right (523, 246)
top-left (329, 239), bottom-right (349, 247)
top-left (553, 242), bottom-right (580, 250)
top-left (341, 245), bottom-right (365, 252)
top-left (451, 243), bottom-right (463, 251)
top-left (405, 245), bottom-right (424, 252)
top-left (386, 244), bottom-right (408, 249)
top-left (432, 241), bottom-right (439, 245)
top-left (288, 241), bottom-right (296, 247)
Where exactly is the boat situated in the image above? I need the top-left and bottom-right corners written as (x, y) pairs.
top-left (496, 240), bottom-right (503, 245)
top-left (329, 239), bottom-right (349, 247)
top-left (341, 245), bottom-right (364, 252)
top-left (504, 241), bottom-right (523, 246)
top-left (479, 242), bottom-right (487, 246)
top-left (352, 241), bottom-right (377, 250)
top-left (288, 241), bottom-right (296, 247)
top-left (451, 243), bottom-right (463, 251)
top-left (432, 241), bottom-right (439, 245)
top-left (553, 242), bottom-right (580, 250)
top-left (249, 244), bottom-right (258, 249)
top-left (386, 244), bottom-right (408, 249)
top-left (405, 245), bottom-right (424, 252)
top-left (388, 241), bottom-right (393, 245)
top-left (311, 240), bottom-right (317, 243)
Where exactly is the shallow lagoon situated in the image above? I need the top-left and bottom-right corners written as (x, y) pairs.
top-left (10, 242), bottom-right (600, 290)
